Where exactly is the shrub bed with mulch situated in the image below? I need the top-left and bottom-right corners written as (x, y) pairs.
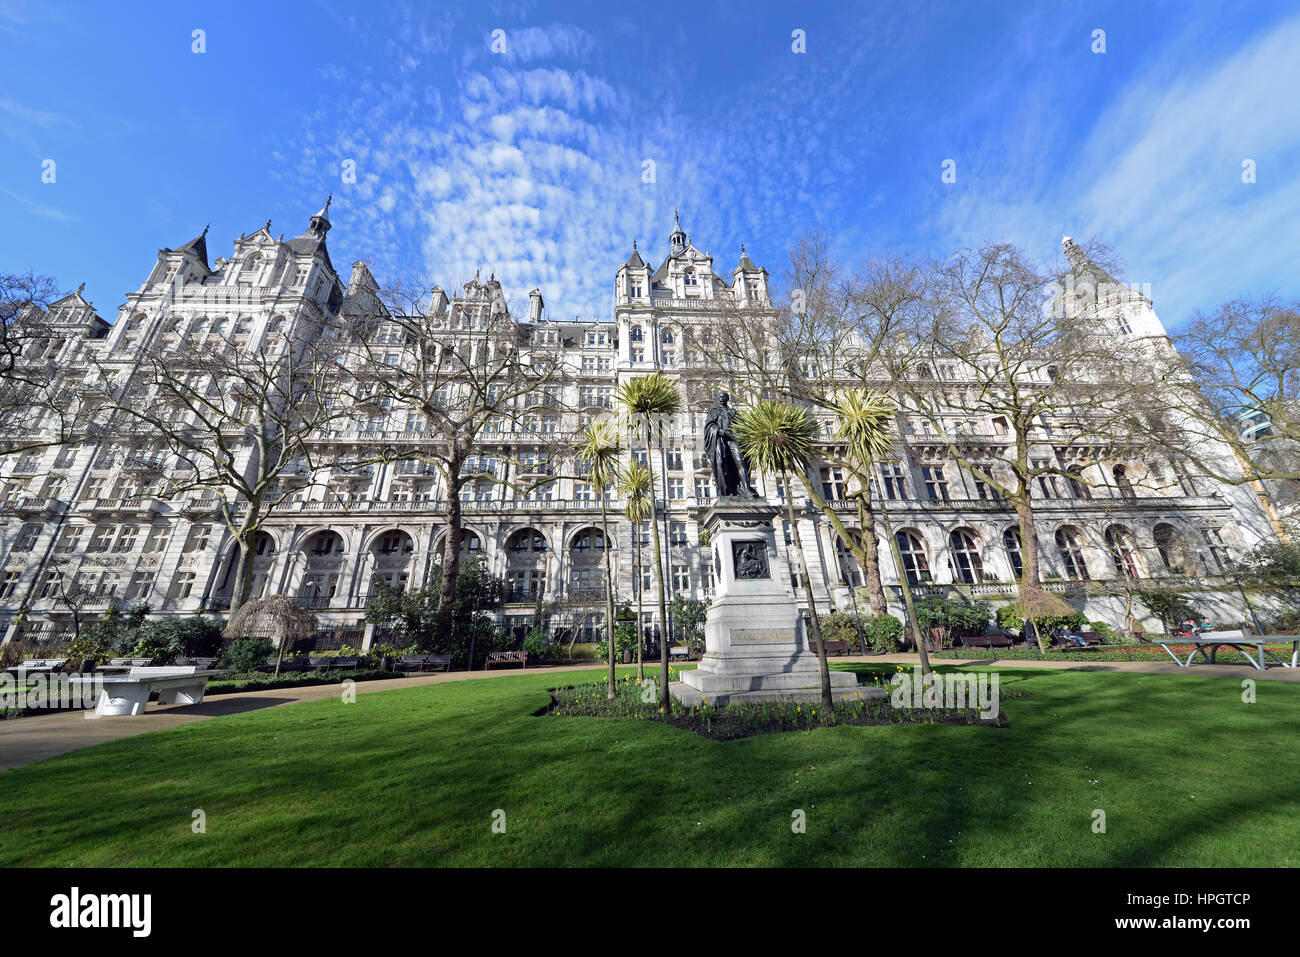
top-left (543, 673), bottom-right (1020, 740)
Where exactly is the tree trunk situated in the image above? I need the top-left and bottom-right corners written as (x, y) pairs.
top-left (796, 477), bottom-right (886, 614)
top-left (435, 470), bottom-right (463, 655)
top-left (648, 423), bottom-right (671, 712)
top-left (230, 523), bottom-right (258, 613)
top-left (784, 476), bottom-right (832, 709)
top-left (877, 504), bottom-right (932, 675)
top-left (1013, 497), bottom-right (1049, 653)
top-left (635, 533), bottom-right (644, 682)
top-left (600, 496), bottom-right (617, 699)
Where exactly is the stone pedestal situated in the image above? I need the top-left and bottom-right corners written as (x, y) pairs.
top-left (673, 498), bottom-right (862, 706)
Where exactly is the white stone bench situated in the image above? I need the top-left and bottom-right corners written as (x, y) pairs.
top-left (68, 666), bottom-right (230, 717)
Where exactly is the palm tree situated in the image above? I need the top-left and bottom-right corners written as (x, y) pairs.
top-left (575, 419), bottom-right (622, 699)
top-left (616, 373), bottom-right (682, 711)
top-left (733, 399), bottom-right (834, 709)
top-left (833, 387), bottom-right (933, 675)
top-left (619, 460), bottom-right (653, 682)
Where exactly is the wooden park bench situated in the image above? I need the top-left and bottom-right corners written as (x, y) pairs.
top-left (259, 656), bottom-right (310, 673)
top-left (397, 654), bottom-right (452, 673)
top-left (175, 657), bottom-right (219, 669)
top-left (308, 656), bottom-right (362, 670)
top-left (963, 627), bottom-right (1016, 650)
top-left (485, 650), bottom-right (527, 670)
top-left (817, 639), bottom-right (853, 656)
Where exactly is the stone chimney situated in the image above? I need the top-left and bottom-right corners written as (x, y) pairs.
top-left (528, 288), bottom-right (544, 323)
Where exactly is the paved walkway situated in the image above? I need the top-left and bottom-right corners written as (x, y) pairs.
top-left (3, 652), bottom-right (1294, 772)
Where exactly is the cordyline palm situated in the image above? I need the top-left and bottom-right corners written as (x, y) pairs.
top-left (575, 419), bottom-right (622, 699)
top-left (616, 373), bottom-right (681, 711)
top-left (833, 388), bottom-right (932, 675)
top-left (733, 399), bottom-right (834, 709)
top-left (619, 460), bottom-right (653, 682)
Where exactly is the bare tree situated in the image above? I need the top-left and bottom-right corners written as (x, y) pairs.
top-left (1138, 296), bottom-right (1299, 540)
top-left (343, 276), bottom-right (567, 651)
top-left (91, 323), bottom-right (364, 612)
top-left (887, 242), bottom-right (1148, 647)
top-left (0, 272), bottom-right (96, 459)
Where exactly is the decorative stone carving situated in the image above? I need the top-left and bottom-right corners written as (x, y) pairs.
top-left (731, 539), bottom-right (770, 579)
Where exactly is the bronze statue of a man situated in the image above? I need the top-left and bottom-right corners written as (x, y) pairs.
top-left (704, 392), bottom-right (759, 497)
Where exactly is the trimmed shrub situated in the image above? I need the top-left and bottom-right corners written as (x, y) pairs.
top-left (221, 637), bottom-right (274, 673)
top-left (864, 614), bottom-right (903, 653)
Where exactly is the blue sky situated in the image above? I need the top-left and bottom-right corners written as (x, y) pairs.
top-left (2, 0), bottom-right (1298, 329)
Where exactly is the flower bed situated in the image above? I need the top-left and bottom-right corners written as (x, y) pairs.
top-left (543, 673), bottom-right (1019, 740)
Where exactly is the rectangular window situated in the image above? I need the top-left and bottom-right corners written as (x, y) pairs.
top-left (672, 564), bottom-right (691, 591)
top-left (87, 525), bottom-right (115, 553)
top-left (169, 572), bottom-right (196, 600)
top-left (112, 526), bottom-right (139, 553)
top-left (39, 570), bottom-right (62, 599)
top-left (880, 464), bottom-right (908, 501)
top-left (0, 570), bottom-right (20, 598)
top-left (184, 525), bottom-right (212, 553)
top-left (126, 571), bottom-right (155, 601)
top-left (820, 467), bottom-right (846, 501)
top-left (667, 478), bottom-right (685, 499)
top-left (922, 467), bottom-right (949, 501)
top-left (670, 522), bottom-right (687, 547)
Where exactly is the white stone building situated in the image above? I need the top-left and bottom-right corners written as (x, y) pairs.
top-left (0, 206), bottom-right (1279, 648)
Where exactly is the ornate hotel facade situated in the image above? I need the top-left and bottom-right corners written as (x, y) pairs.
top-left (0, 205), bottom-right (1277, 647)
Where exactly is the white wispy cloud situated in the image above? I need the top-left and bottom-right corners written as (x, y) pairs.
top-left (928, 11), bottom-right (1300, 328)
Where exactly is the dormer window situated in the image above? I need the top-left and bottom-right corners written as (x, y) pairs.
top-left (683, 269), bottom-right (697, 286)
top-left (238, 254), bottom-right (262, 285)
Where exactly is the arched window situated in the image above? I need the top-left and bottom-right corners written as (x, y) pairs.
top-left (571, 529), bottom-right (605, 552)
top-left (895, 531), bottom-right (931, 585)
top-left (1003, 527), bottom-right (1024, 580)
top-left (1104, 525), bottom-right (1147, 580)
top-left (661, 327), bottom-right (675, 344)
top-left (507, 528), bottom-right (547, 554)
top-left (630, 326), bottom-right (643, 342)
top-left (949, 529), bottom-right (984, 584)
top-left (239, 253), bottom-right (261, 283)
top-left (1055, 526), bottom-right (1089, 580)
top-left (1153, 523), bottom-right (1190, 574)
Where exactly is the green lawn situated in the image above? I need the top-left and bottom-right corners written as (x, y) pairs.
top-left (1, 664), bottom-right (1297, 866)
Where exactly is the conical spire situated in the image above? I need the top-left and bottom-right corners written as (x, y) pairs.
top-left (668, 209), bottom-right (688, 255)
top-left (172, 224), bottom-right (210, 270)
top-left (286, 199), bottom-right (334, 269)
top-left (626, 238), bottom-right (645, 269)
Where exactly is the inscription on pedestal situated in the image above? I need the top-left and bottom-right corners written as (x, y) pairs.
top-left (730, 628), bottom-right (795, 644)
